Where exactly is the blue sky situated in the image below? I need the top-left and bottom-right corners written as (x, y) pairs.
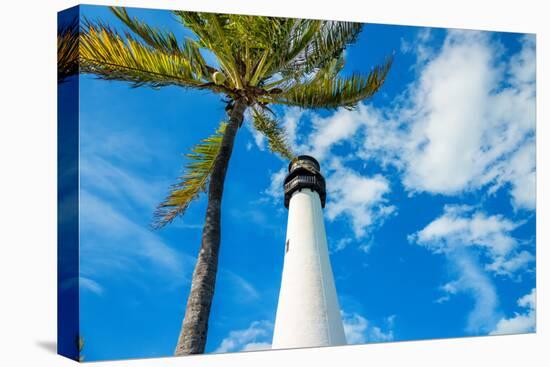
top-left (64, 5), bottom-right (535, 361)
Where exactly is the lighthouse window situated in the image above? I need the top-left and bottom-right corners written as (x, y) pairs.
top-left (286, 239), bottom-right (290, 253)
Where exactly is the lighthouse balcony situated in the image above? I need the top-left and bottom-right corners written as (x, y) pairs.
top-left (283, 174), bottom-right (326, 208)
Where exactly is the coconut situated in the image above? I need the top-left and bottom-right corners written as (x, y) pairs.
top-left (212, 71), bottom-right (226, 85)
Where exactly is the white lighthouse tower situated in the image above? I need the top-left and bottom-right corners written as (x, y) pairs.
top-left (272, 155), bottom-right (347, 349)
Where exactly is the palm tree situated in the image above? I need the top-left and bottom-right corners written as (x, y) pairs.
top-left (78, 7), bottom-right (392, 355)
top-left (57, 18), bottom-right (79, 83)
top-left (77, 335), bottom-right (85, 362)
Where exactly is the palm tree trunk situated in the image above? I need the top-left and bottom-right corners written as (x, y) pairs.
top-left (175, 99), bottom-right (247, 356)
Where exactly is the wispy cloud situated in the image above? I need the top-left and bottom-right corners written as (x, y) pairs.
top-left (331, 237), bottom-right (353, 253)
top-left (490, 288), bottom-right (536, 335)
top-left (80, 123), bottom-right (164, 165)
top-left (81, 155), bottom-right (163, 211)
top-left (308, 108), bottom-right (365, 161)
top-left (243, 110), bottom-right (267, 151)
top-left (223, 271), bottom-right (261, 302)
top-left (230, 206), bottom-right (283, 233)
top-left (80, 190), bottom-right (193, 287)
top-left (342, 311), bottom-right (395, 344)
top-left (280, 107), bottom-right (306, 152)
top-left (325, 159), bottom-right (395, 239)
top-left (215, 320), bottom-right (273, 353)
top-left (264, 167), bottom-right (287, 203)
top-left (359, 32), bottom-right (536, 209)
top-left (434, 281), bottom-right (459, 304)
top-left (265, 158), bottom-right (395, 241)
top-left (79, 276), bottom-right (105, 296)
top-left (410, 205), bottom-right (533, 276)
top-left (448, 249), bottom-right (500, 333)
top-left (78, 119), bottom-right (196, 292)
top-left (263, 30), bottom-right (535, 249)
top-left (79, 120), bottom-right (173, 214)
top-left (409, 205), bottom-right (534, 333)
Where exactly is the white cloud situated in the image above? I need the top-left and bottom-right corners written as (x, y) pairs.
top-left (489, 142), bottom-right (536, 211)
top-left (332, 237), bottom-right (353, 253)
top-left (288, 30), bottom-right (535, 211)
top-left (265, 167), bottom-right (287, 202)
top-left (79, 276), bottom-right (104, 296)
top-left (342, 312), bottom-right (395, 344)
top-left (343, 313), bottom-right (368, 344)
top-left (490, 288), bottom-right (536, 335)
top-left (79, 190), bottom-right (192, 284)
top-left (80, 124), bottom-right (164, 166)
top-left (244, 110), bottom-right (267, 151)
top-left (265, 29), bottom-right (535, 253)
top-left (402, 28), bottom-right (435, 66)
top-left (448, 249), bottom-right (500, 333)
top-left (325, 160), bottom-right (395, 239)
top-left (434, 281), bottom-right (459, 303)
top-left (274, 103), bottom-right (394, 242)
top-left (81, 156), bottom-right (162, 211)
top-left (308, 106), bottom-right (367, 160)
top-left (485, 250), bottom-right (535, 276)
top-left (79, 123), bottom-right (171, 217)
top-left (410, 205), bottom-right (534, 333)
top-left (215, 320), bottom-right (273, 353)
top-left (263, 87), bottom-right (393, 243)
top-left (410, 205), bottom-right (532, 276)
top-left (330, 237), bottom-right (373, 254)
top-left (216, 312), bottom-right (395, 352)
top-left (281, 107), bottom-right (306, 152)
top-left (248, 106), bottom-right (305, 155)
top-left (78, 124), bottom-right (197, 288)
top-left (241, 342), bottom-right (272, 352)
top-left (421, 246), bottom-right (500, 332)
top-left (224, 271), bottom-right (260, 302)
top-left (362, 32), bottom-right (536, 209)
top-left (434, 295), bottom-right (450, 304)
top-left (358, 241), bottom-right (374, 254)
top-left (266, 159), bottom-right (394, 240)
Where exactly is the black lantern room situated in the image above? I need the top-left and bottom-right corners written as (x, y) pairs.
top-left (283, 155), bottom-right (326, 209)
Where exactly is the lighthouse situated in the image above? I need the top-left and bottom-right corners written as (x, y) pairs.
top-left (272, 155), bottom-right (347, 349)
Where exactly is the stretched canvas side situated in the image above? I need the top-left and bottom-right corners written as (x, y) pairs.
top-left (57, 5), bottom-right (81, 362)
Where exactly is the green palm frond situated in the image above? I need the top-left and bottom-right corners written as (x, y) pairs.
top-left (77, 335), bottom-right (85, 362)
top-left (171, 13), bottom-right (317, 88)
top-left (232, 18), bottom-right (320, 83)
top-left (174, 12), bottom-right (285, 81)
top-left (110, 7), bottom-right (183, 55)
top-left (173, 12), bottom-right (243, 89)
top-left (80, 22), bottom-right (220, 90)
top-left (252, 108), bottom-right (294, 160)
top-left (279, 20), bottom-right (322, 66)
top-left (270, 56), bottom-right (393, 109)
top-left (111, 7), bottom-right (219, 80)
top-left (255, 20), bottom-right (319, 83)
top-left (57, 19), bottom-right (79, 83)
top-left (278, 21), bottom-right (361, 79)
top-left (303, 21), bottom-right (362, 72)
top-left (168, 13), bottom-right (373, 93)
top-left (80, 10), bottom-right (390, 104)
top-left (153, 122), bottom-right (227, 229)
